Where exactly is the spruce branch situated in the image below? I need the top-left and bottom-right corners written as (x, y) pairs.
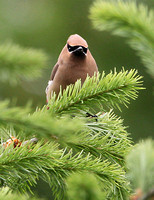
top-left (89, 1), bottom-right (154, 77)
top-left (1, 110), bottom-right (131, 167)
top-left (126, 140), bottom-right (154, 195)
top-left (0, 140), bottom-right (129, 199)
top-left (65, 172), bottom-right (106, 200)
top-left (46, 69), bottom-right (143, 115)
top-left (0, 141), bottom-right (61, 193)
top-left (0, 42), bottom-right (49, 84)
top-left (0, 101), bottom-right (83, 140)
top-left (67, 111), bottom-right (132, 166)
top-left (0, 187), bottom-right (39, 200)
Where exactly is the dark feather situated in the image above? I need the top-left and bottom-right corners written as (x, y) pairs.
top-left (50, 63), bottom-right (59, 80)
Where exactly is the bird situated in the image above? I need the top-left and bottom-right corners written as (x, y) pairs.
top-left (46, 34), bottom-right (98, 102)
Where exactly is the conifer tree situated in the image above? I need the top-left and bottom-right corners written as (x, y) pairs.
top-left (0, 1), bottom-right (153, 200)
top-left (0, 67), bottom-right (143, 200)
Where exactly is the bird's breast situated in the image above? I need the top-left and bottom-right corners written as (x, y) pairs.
top-left (52, 52), bottom-right (98, 94)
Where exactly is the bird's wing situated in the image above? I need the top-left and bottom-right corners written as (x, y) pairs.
top-left (50, 63), bottom-right (59, 80)
top-left (45, 63), bottom-right (59, 95)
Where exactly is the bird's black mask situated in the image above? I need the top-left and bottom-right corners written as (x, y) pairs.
top-left (67, 44), bottom-right (88, 56)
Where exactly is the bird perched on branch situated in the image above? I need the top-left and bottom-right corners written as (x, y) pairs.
top-left (46, 34), bottom-right (98, 102)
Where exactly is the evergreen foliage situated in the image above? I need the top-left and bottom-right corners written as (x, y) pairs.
top-left (0, 187), bottom-right (39, 200)
top-left (0, 42), bottom-right (49, 84)
top-left (65, 173), bottom-right (106, 200)
top-left (0, 137), bottom-right (128, 199)
top-left (0, 1), bottom-right (152, 198)
top-left (46, 69), bottom-right (143, 115)
top-left (126, 139), bottom-right (154, 195)
top-left (0, 101), bottom-right (83, 140)
top-left (0, 69), bottom-right (143, 200)
top-left (90, 0), bottom-right (154, 77)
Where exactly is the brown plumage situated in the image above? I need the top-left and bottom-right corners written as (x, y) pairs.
top-left (46, 34), bottom-right (98, 102)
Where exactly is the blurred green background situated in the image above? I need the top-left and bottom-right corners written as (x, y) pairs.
top-left (0, 0), bottom-right (153, 143)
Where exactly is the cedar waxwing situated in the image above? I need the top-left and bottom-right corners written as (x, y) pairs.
top-left (46, 34), bottom-right (98, 102)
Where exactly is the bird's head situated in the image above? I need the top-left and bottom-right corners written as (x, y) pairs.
top-left (67, 34), bottom-right (88, 57)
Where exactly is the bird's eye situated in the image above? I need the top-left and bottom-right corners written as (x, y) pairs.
top-left (67, 44), bottom-right (76, 52)
top-left (82, 46), bottom-right (87, 54)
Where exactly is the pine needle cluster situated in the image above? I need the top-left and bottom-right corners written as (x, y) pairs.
top-left (89, 0), bottom-right (154, 77)
top-left (0, 42), bottom-right (49, 84)
top-left (127, 140), bottom-right (154, 196)
top-left (0, 68), bottom-right (144, 200)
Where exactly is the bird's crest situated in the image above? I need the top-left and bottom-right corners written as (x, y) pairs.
top-left (67, 34), bottom-right (88, 48)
